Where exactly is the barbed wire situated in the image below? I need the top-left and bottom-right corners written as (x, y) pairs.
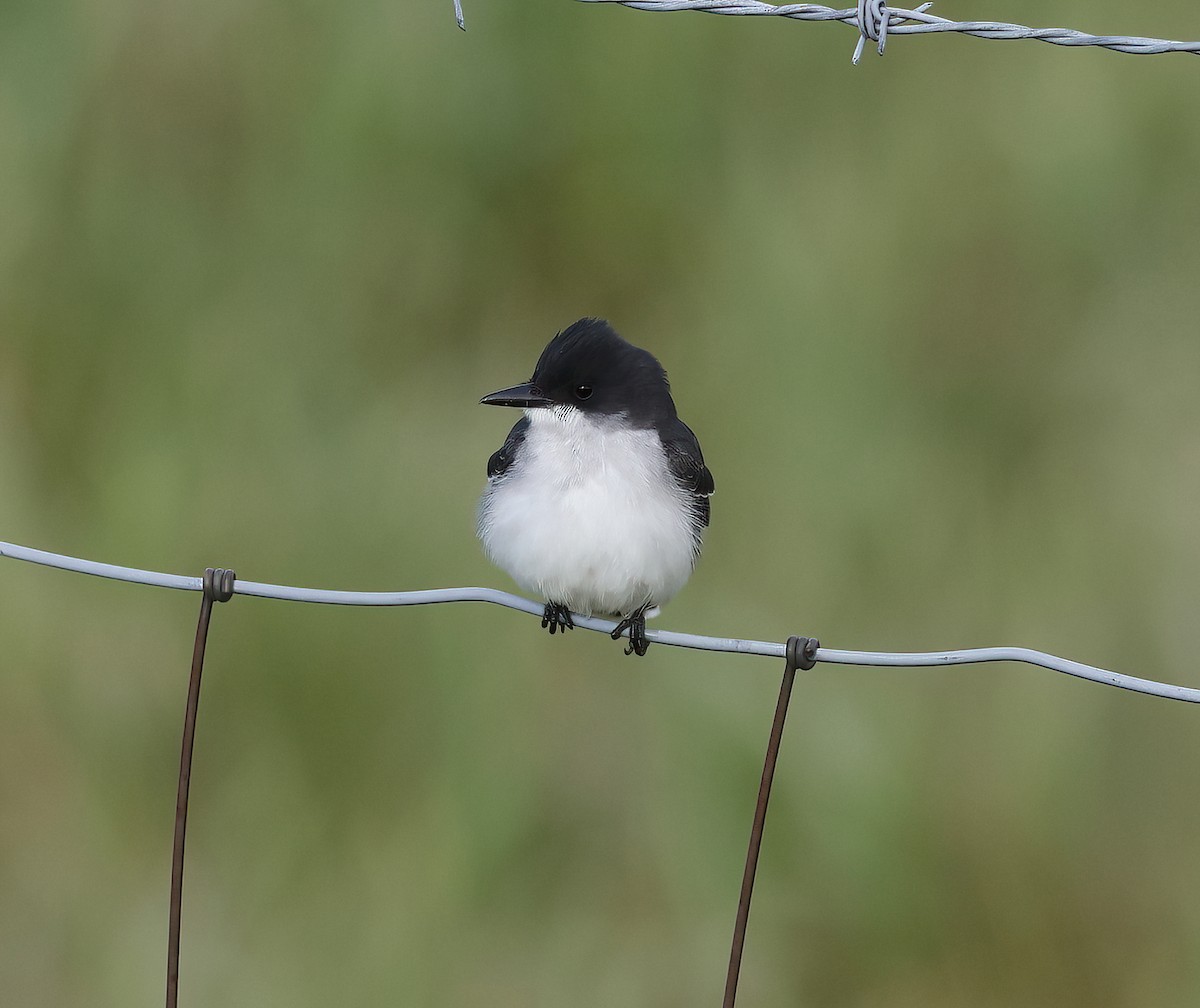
top-left (3, 538), bottom-right (1198, 703)
top-left (575, 1), bottom-right (1200, 63)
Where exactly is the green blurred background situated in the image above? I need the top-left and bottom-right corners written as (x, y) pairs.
top-left (2, 1), bottom-right (1199, 1004)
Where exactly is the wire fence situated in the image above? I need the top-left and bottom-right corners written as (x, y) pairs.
top-left (8, 529), bottom-right (1199, 1003)
top-left (5, 533), bottom-right (1198, 1008)
top-left (7, 533), bottom-right (1196, 1006)
top-left (3, 538), bottom-right (1198, 703)
top-left (558, 1), bottom-right (1200, 63)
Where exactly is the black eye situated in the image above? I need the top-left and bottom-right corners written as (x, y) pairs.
top-left (574, 384), bottom-right (593, 401)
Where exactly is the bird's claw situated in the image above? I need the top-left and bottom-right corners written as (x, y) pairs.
top-left (611, 607), bottom-right (650, 656)
top-left (541, 602), bottom-right (575, 635)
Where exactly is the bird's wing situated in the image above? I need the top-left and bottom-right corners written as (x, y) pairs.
top-left (661, 418), bottom-right (714, 528)
top-left (487, 416), bottom-right (530, 479)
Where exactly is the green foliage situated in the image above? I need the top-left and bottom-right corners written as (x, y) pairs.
top-left (2, 1), bottom-right (1199, 1004)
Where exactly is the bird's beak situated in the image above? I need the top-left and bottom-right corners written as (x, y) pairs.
top-left (480, 382), bottom-right (554, 409)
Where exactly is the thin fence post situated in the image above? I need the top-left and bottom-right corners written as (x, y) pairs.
top-left (167, 567), bottom-right (235, 1008)
top-left (723, 635), bottom-right (817, 1007)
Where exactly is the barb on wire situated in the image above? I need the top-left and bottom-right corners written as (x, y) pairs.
top-left (578, 1), bottom-right (1200, 63)
top-left (852, 0), bottom-right (933, 63)
top-left (2, 539), bottom-right (1199, 703)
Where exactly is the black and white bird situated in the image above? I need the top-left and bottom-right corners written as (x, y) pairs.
top-left (477, 318), bottom-right (713, 655)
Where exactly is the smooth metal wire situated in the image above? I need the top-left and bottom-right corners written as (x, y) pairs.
top-left (578, 1), bottom-right (1200, 62)
top-left (3, 538), bottom-right (1199, 702)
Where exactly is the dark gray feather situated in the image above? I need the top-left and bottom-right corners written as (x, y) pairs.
top-left (487, 416), bottom-right (530, 479)
top-left (660, 418), bottom-right (714, 528)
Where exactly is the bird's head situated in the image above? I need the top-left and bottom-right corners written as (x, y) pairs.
top-left (481, 318), bottom-right (675, 427)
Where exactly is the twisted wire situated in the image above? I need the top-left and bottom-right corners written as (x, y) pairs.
top-left (578, 1), bottom-right (1200, 61)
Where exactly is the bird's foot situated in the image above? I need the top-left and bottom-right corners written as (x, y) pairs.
top-left (611, 605), bottom-right (650, 656)
top-left (541, 602), bottom-right (575, 635)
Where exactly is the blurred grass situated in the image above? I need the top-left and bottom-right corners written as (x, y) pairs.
top-left (2, 0), bottom-right (1200, 1005)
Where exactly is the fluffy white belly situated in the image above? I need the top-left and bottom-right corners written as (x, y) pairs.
top-left (478, 409), bottom-right (701, 616)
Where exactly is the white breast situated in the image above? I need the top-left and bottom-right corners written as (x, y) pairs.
top-left (478, 408), bottom-right (702, 617)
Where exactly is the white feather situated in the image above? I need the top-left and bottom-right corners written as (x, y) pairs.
top-left (478, 407), bottom-right (702, 617)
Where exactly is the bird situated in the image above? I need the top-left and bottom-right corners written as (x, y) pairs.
top-left (477, 318), bottom-right (713, 656)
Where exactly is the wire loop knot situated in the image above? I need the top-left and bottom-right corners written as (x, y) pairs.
top-left (785, 635), bottom-right (820, 672)
top-left (203, 568), bottom-right (236, 603)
